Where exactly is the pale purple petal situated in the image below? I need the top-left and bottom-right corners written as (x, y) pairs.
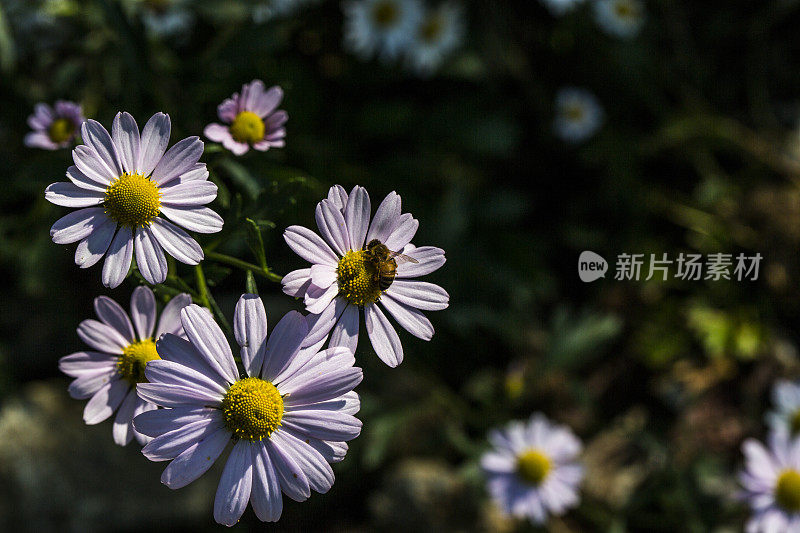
top-left (112, 112), bottom-right (141, 174)
top-left (253, 85), bottom-right (283, 117)
top-left (344, 186), bottom-right (370, 250)
top-left (282, 410), bottom-right (362, 442)
top-left (160, 180), bottom-right (218, 206)
top-left (218, 97), bottom-right (238, 122)
top-left (264, 111), bottom-right (288, 130)
top-left (94, 296), bottom-right (135, 343)
top-left (50, 207), bottom-right (108, 244)
top-left (330, 303), bottom-right (359, 354)
top-left (133, 406), bottom-right (217, 437)
top-left (135, 226), bottom-right (168, 285)
top-left (138, 112), bottom-right (171, 177)
top-left (136, 382), bottom-right (223, 408)
top-left (143, 413), bottom-right (226, 461)
top-left (73, 145), bottom-right (116, 184)
top-left (159, 206), bottom-right (224, 234)
top-left (305, 283), bottom-right (339, 315)
top-left (155, 295), bottom-right (192, 337)
top-left (270, 430), bottom-right (334, 494)
top-left (161, 427), bottom-right (230, 489)
top-left (133, 400), bottom-right (157, 445)
top-left (130, 286), bottom-right (156, 340)
top-left (365, 303), bottom-right (403, 367)
top-left (149, 218), bottom-right (204, 265)
top-left (284, 225), bottom-right (339, 266)
top-left (386, 280), bottom-right (449, 311)
top-left (59, 351), bottom-right (117, 377)
top-left (251, 443), bottom-right (283, 522)
top-left (316, 199), bottom-right (350, 256)
top-left (380, 294), bottom-right (434, 340)
top-left (310, 264), bottom-right (337, 289)
top-left (234, 294), bottom-right (268, 378)
top-left (304, 296), bottom-right (347, 346)
top-left (78, 318), bottom-right (129, 354)
top-left (221, 135), bottom-right (250, 155)
top-left (260, 311), bottom-right (308, 382)
top-left (366, 191), bottom-right (401, 243)
top-left (179, 163), bottom-right (209, 182)
top-left (83, 378), bottom-right (129, 424)
top-left (81, 119), bottom-right (123, 177)
top-left (281, 366), bottom-right (363, 407)
top-left (45, 182), bottom-right (104, 207)
top-left (24, 132), bottom-right (58, 149)
top-left (155, 334), bottom-right (228, 387)
top-left (214, 440), bottom-right (253, 526)
top-left (180, 305), bottom-right (239, 384)
top-left (266, 438), bottom-right (310, 502)
top-left (68, 369), bottom-right (116, 399)
top-left (204, 123), bottom-right (232, 143)
top-left (66, 165), bottom-right (107, 192)
top-left (396, 246), bottom-right (446, 278)
top-left (102, 226), bottom-right (134, 289)
top-left (152, 136), bottom-right (204, 185)
top-left (74, 218), bottom-right (116, 268)
top-left (384, 213), bottom-right (418, 251)
top-left (328, 185), bottom-right (348, 211)
top-left (271, 336), bottom-right (328, 386)
top-left (281, 268), bottom-right (312, 298)
top-left (112, 389), bottom-right (140, 446)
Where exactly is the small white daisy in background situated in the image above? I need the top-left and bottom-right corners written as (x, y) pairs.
top-left (481, 413), bottom-right (584, 525)
top-left (135, 0), bottom-right (194, 40)
top-left (405, 2), bottom-right (465, 76)
top-left (593, 0), bottom-right (645, 39)
top-left (342, 0), bottom-right (423, 61)
top-left (25, 100), bottom-right (84, 150)
top-left (553, 87), bottom-right (604, 143)
top-left (58, 287), bottom-right (191, 446)
top-left (252, 0), bottom-right (322, 23)
top-left (739, 431), bottom-right (800, 532)
top-left (767, 380), bottom-right (800, 438)
top-left (45, 111), bottom-right (223, 288)
top-left (282, 185), bottom-right (449, 368)
top-left (540, 0), bottom-right (585, 17)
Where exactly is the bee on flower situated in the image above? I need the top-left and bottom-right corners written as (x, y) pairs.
top-left (25, 100), bottom-right (84, 150)
top-left (553, 87), bottom-right (604, 143)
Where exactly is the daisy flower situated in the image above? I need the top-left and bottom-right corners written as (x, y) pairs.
top-left (739, 431), bottom-right (800, 532)
top-left (133, 295), bottom-right (363, 526)
top-left (481, 413), bottom-right (584, 525)
top-left (539, 0), bottom-right (584, 17)
top-left (282, 185), bottom-right (449, 367)
top-left (25, 100), bottom-right (84, 150)
top-left (45, 111), bottom-right (223, 288)
top-left (342, 0), bottom-right (423, 61)
top-left (405, 2), bottom-right (465, 76)
top-left (593, 0), bottom-right (645, 39)
top-left (59, 287), bottom-right (191, 446)
top-left (135, 0), bottom-right (194, 39)
top-left (553, 87), bottom-right (604, 143)
top-left (203, 80), bottom-right (287, 156)
top-left (767, 380), bottom-right (800, 438)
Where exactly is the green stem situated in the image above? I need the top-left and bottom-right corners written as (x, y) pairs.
top-left (205, 251), bottom-right (283, 282)
top-left (194, 263), bottom-right (233, 337)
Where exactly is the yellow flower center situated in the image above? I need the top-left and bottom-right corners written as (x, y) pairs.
top-left (565, 103), bottom-right (586, 122)
top-left (48, 118), bottom-right (75, 144)
top-left (221, 377), bottom-right (284, 441)
top-left (372, 0), bottom-right (400, 27)
top-left (337, 249), bottom-right (382, 306)
top-left (229, 111), bottom-right (265, 145)
top-left (420, 15), bottom-right (444, 43)
top-left (614, 0), bottom-right (636, 19)
top-left (516, 449), bottom-right (551, 486)
top-left (776, 470), bottom-right (800, 512)
top-left (104, 172), bottom-right (162, 228)
top-left (117, 339), bottom-right (160, 385)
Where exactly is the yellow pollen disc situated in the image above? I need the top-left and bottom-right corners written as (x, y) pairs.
top-left (229, 111), bottom-right (265, 145)
top-left (614, 1), bottom-right (636, 19)
top-left (420, 15), bottom-right (444, 43)
top-left (104, 172), bottom-right (162, 228)
top-left (48, 118), bottom-right (75, 144)
top-left (776, 470), bottom-right (800, 512)
top-left (372, 0), bottom-right (400, 27)
top-left (221, 377), bottom-right (284, 441)
top-left (516, 449), bottom-right (551, 486)
top-left (565, 104), bottom-right (586, 122)
top-left (337, 249), bottom-right (382, 306)
top-left (117, 339), bottom-right (160, 385)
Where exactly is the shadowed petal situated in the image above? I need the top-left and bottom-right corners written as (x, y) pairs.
top-left (138, 112), bottom-right (171, 177)
top-left (365, 303), bottom-right (403, 367)
top-left (161, 427), bottom-right (230, 489)
top-left (234, 294), bottom-right (268, 378)
top-left (150, 218), bottom-right (204, 265)
top-left (112, 112), bottom-right (141, 174)
top-left (83, 378), bottom-right (129, 424)
top-left (251, 442), bottom-right (283, 521)
top-left (130, 286), bottom-right (156, 340)
top-left (344, 186), bottom-right (370, 250)
top-left (102, 226), bottom-right (134, 288)
top-left (94, 296), bottom-right (135, 343)
top-left (135, 226), bottom-right (168, 285)
top-left (214, 440), bottom-right (253, 526)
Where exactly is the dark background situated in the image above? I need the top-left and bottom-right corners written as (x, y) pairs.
top-left (1, 0), bottom-right (800, 530)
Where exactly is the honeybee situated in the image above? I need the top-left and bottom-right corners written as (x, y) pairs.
top-left (364, 239), bottom-right (418, 291)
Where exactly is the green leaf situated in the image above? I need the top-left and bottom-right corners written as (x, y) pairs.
top-left (218, 158), bottom-right (260, 200)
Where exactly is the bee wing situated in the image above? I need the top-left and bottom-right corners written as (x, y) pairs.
top-left (388, 251), bottom-right (419, 264)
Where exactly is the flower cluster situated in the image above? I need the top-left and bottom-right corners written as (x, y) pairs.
top-left (342, 0), bottom-right (465, 74)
